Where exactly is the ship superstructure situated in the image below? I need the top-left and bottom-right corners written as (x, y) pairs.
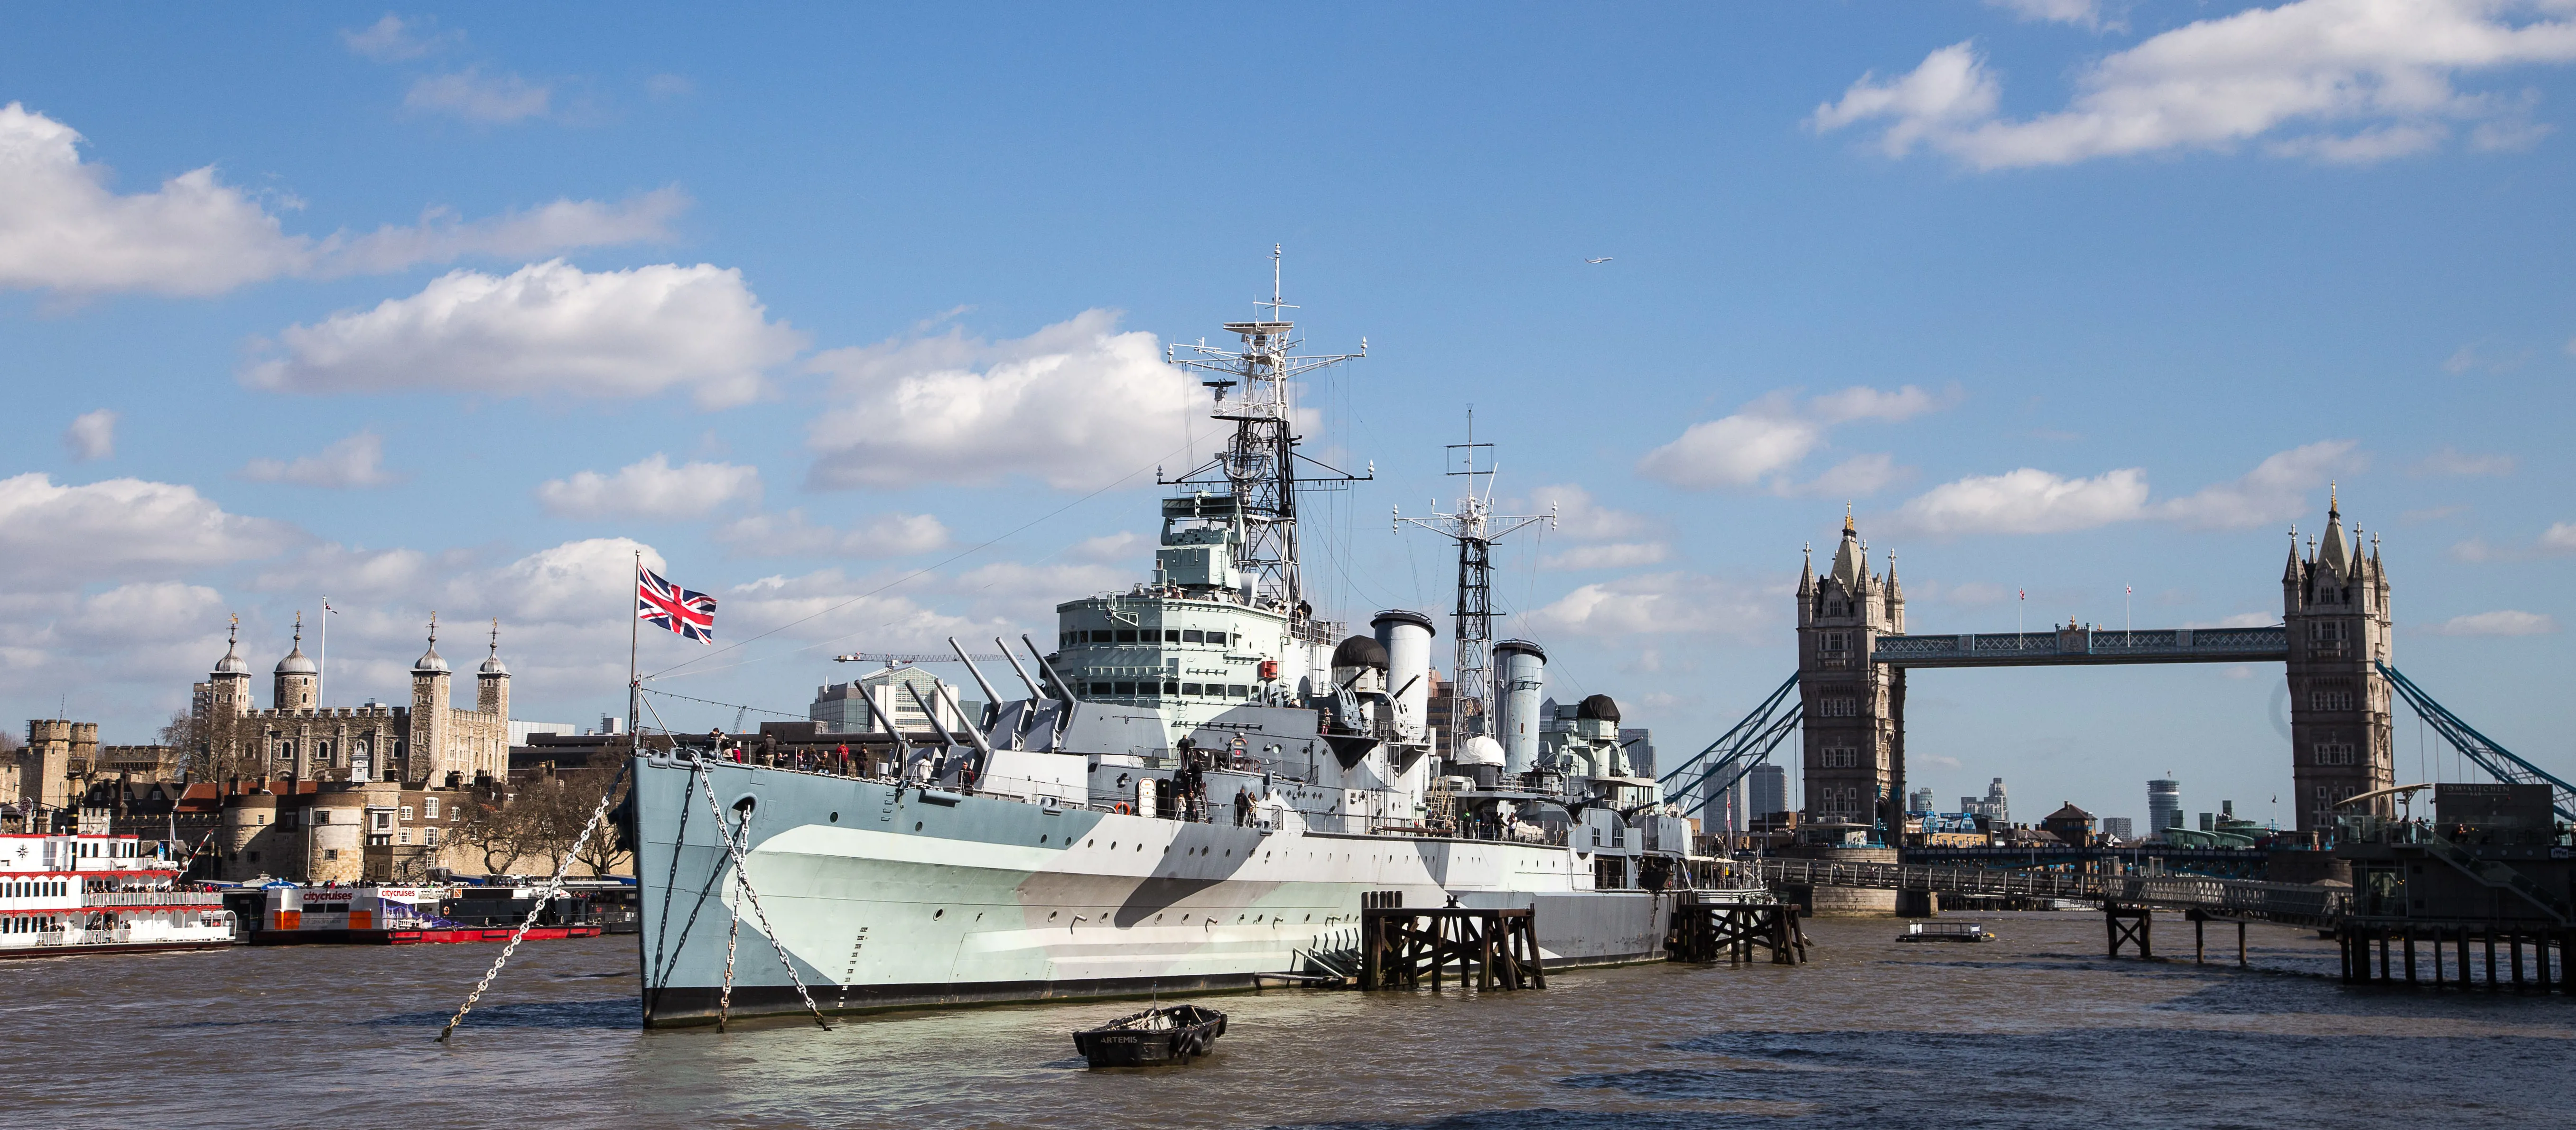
top-left (0, 829), bottom-right (234, 959)
top-left (628, 255), bottom-right (1723, 1026)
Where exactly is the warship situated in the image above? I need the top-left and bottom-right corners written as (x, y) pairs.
top-left (628, 257), bottom-right (1724, 1026)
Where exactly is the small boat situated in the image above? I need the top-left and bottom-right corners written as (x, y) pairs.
top-left (1071, 1004), bottom-right (1228, 1067)
top-left (1898, 921), bottom-right (1995, 943)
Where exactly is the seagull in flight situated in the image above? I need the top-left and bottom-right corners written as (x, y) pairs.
top-left (1585, 256), bottom-right (1613, 264)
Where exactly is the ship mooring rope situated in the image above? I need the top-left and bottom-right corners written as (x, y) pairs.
top-left (434, 760), bottom-right (631, 1044)
top-left (697, 766), bottom-right (834, 1032)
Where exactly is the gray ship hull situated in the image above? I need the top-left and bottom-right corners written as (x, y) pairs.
top-left (632, 757), bottom-right (1685, 1027)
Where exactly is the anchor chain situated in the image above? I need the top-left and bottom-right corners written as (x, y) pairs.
top-left (697, 767), bottom-right (833, 1031)
top-left (435, 761), bottom-right (630, 1043)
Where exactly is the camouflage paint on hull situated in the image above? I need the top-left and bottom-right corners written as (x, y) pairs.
top-left (632, 757), bottom-right (1682, 1027)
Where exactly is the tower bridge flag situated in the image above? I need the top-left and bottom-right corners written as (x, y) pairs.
top-left (638, 564), bottom-right (719, 644)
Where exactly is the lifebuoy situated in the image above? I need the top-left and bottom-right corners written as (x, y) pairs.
top-left (1113, 803), bottom-right (1132, 815)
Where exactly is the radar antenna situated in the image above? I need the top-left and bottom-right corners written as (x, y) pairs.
top-left (1162, 244), bottom-right (1370, 611)
top-left (1394, 408), bottom-right (1554, 742)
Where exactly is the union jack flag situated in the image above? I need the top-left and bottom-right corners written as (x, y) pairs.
top-left (637, 564), bottom-right (718, 644)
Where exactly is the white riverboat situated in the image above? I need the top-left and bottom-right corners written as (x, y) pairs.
top-left (0, 830), bottom-right (235, 959)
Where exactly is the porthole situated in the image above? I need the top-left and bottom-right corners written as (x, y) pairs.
top-left (934, 908), bottom-right (945, 919)
top-left (1110, 842), bottom-right (1117, 850)
top-left (829, 812), bottom-right (839, 823)
top-left (915, 822), bottom-right (924, 831)
top-left (1041, 834), bottom-right (1050, 843)
top-left (1088, 839), bottom-right (1096, 847)
top-left (1050, 911), bottom-right (1060, 920)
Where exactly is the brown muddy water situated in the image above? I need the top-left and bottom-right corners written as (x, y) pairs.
top-left (3, 911), bottom-right (2568, 1129)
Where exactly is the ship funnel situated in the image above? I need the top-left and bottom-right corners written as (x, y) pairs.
top-left (1372, 610), bottom-right (1435, 746)
top-left (1494, 639), bottom-right (1547, 776)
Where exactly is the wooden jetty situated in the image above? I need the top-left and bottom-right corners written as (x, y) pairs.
top-left (1357, 891), bottom-right (1545, 991)
top-left (1665, 896), bottom-right (1807, 965)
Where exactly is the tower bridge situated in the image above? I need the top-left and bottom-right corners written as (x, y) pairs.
top-left (1660, 490), bottom-right (2576, 843)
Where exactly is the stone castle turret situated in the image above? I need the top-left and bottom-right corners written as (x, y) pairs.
top-left (409, 615), bottom-right (454, 786)
top-left (273, 611), bottom-right (318, 712)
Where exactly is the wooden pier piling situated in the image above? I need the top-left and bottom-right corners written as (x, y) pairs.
top-left (1358, 892), bottom-right (1545, 992)
top-left (1665, 897), bottom-right (1807, 965)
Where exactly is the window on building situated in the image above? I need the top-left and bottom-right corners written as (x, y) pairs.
top-left (399, 806), bottom-right (413, 821)
top-left (310, 810), bottom-right (329, 824)
top-left (2310, 621), bottom-right (2346, 642)
top-left (1819, 697), bottom-right (1859, 718)
top-left (425, 827), bottom-right (439, 846)
top-left (324, 849), bottom-right (338, 861)
top-left (398, 831), bottom-right (409, 845)
top-left (2314, 743), bottom-right (2356, 766)
top-left (1822, 632), bottom-right (1849, 653)
top-left (424, 797), bottom-right (439, 819)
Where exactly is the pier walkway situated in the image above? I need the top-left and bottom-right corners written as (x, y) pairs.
top-left (1754, 857), bottom-right (2349, 927)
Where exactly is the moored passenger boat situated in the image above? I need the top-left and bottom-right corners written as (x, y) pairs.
top-left (0, 830), bottom-right (235, 959)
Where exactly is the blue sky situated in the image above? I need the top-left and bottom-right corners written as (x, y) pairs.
top-left (6, 1), bottom-right (2575, 830)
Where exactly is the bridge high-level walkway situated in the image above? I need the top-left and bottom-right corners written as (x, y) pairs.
top-left (1755, 857), bottom-right (2350, 928)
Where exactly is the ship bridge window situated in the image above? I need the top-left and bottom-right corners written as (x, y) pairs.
top-left (1165, 630), bottom-right (1181, 643)
top-left (1116, 630), bottom-right (1139, 643)
top-left (1228, 685), bottom-right (1249, 698)
top-left (1182, 683), bottom-right (1203, 696)
top-left (1183, 630), bottom-right (1205, 644)
top-left (1113, 682), bottom-right (1137, 695)
top-left (1163, 681), bottom-right (1179, 695)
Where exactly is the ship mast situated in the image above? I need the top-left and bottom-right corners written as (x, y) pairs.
top-left (1163, 245), bottom-right (1370, 611)
top-left (1395, 411), bottom-right (1553, 741)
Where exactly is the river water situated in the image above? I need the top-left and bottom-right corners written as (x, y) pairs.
top-left (5, 912), bottom-right (2569, 1129)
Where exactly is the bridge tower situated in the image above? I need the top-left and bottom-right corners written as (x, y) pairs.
top-left (1795, 511), bottom-right (1904, 839)
top-left (2282, 489), bottom-right (2395, 833)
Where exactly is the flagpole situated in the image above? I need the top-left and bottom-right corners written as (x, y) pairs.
top-left (629, 551), bottom-right (642, 758)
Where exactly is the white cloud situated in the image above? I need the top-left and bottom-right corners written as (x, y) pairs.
top-left (62, 409), bottom-right (115, 461)
top-left (0, 103), bottom-right (683, 296)
top-left (804, 310), bottom-right (1203, 490)
top-left (1987, 0), bottom-right (2122, 31)
top-left (535, 454), bottom-right (762, 519)
top-left (406, 70), bottom-right (552, 123)
top-left (712, 509), bottom-right (952, 558)
top-left (244, 260), bottom-right (802, 408)
top-left (1892, 467), bottom-right (2150, 535)
top-left (1890, 441), bottom-right (2359, 536)
top-left (2449, 537), bottom-right (2502, 563)
top-left (0, 473), bottom-right (295, 587)
top-left (57, 582), bottom-right (228, 647)
top-left (1776, 453), bottom-right (1912, 499)
top-left (1067, 531), bottom-right (1150, 564)
top-left (2413, 445), bottom-right (2516, 476)
top-left (1813, 1), bottom-right (2576, 170)
top-left (1519, 483), bottom-right (1656, 540)
top-left (1637, 385), bottom-right (1945, 492)
top-left (239, 431), bottom-right (401, 489)
top-left (2155, 440), bottom-right (2363, 529)
top-left (2425, 609), bottom-right (2558, 636)
top-left (1526, 572), bottom-right (1776, 639)
top-left (2542, 522), bottom-right (2576, 553)
top-left (327, 188), bottom-right (689, 276)
top-left (341, 14), bottom-right (455, 61)
top-left (1540, 542), bottom-right (1673, 571)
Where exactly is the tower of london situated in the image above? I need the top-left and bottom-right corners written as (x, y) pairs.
top-left (192, 614), bottom-right (514, 787)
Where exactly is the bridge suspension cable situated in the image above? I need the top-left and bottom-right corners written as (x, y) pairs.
top-left (1658, 673), bottom-right (1802, 822)
top-left (2377, 661), bottom-right (2576, 822)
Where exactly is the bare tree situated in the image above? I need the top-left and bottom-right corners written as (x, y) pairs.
top-left (565, 761), bottom-right (633, 876)
top-left (453, 791), bottom-right (529, 877)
